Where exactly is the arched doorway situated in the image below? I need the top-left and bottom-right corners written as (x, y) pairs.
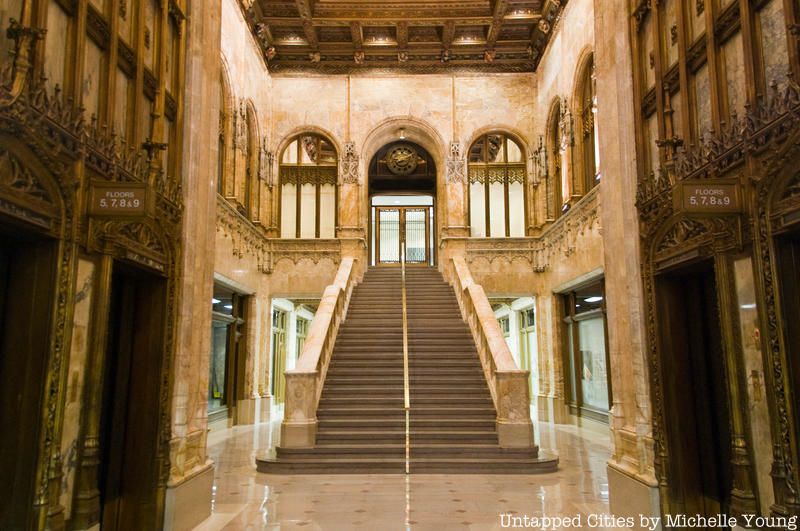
top-left (368, 140), bottom-right (437, 266)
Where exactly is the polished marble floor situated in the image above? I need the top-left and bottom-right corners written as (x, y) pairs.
top-left (194, 418), bottom-right (614, 530)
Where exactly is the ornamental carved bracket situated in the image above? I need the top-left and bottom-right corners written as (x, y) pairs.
top-left (340, 141), bottom-right (359, 185)
top-left (446, 141), bottom-right (466, 184)
top-left (259, 138), bottom-right (274, 186)
top-left (530, 135), bottom-right (547, 187)
top-left (559, 96), bottom-right (574, 151)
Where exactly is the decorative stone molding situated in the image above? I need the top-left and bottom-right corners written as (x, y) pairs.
top-left (216, 196), bottom-right (343, 274)
top-left (268, 238), bottom-right (342, 273)
top-left (340, 141), bottom-right (359, 184)
top-left (258, 138), bottom-right (273, 186)
top-left (445, 141), bottom-right (466, 184)
top-left (216, 195), bottom-right (270, 272)
top-left (88, 219), bottom-right (171, 274)
top-left (465, 238), bottom-right (547, 273)
top-left (530, 135), bottom-right (547, 187)
top-left (539, 185), bottom-right (600, 260)
top-left (463, 186), bottom-right (600, 272)
top-left (559, 95), bottom-right (574, 151)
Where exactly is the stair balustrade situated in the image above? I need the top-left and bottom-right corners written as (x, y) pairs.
top-left (281, 256), bottom-right (357, 448)
top-left (446, 256), bottom-right (535, 448)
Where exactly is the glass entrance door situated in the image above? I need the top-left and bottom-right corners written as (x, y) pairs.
top-left (375, 207), bottom-right (430, 266)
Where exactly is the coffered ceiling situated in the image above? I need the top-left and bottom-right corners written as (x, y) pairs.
top-left (242, 0), bottom-right (567, 74)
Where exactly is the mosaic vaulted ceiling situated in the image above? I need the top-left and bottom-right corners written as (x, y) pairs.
top-left (242, 0), bottom-right (567, 74)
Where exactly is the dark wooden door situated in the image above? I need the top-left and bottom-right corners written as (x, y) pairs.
top-left (778, 233), bottom-right (800, 442)
top-left (100, 267), bottom-right (166, 531)
top-left (0, 231), bottom-right (57, 530)
top-left (656, 261), bottom-right (732, 520)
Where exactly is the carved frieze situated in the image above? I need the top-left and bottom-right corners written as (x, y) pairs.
top-left (88, 219), bottom-right (171, 273)
top-left (280, 165), bottom-right (337, 186)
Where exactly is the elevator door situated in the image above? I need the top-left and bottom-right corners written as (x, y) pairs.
top-left (376, 207), bottom-right (430, 266)
top-left (0, 229), bottom-right (57, 530)
top-left (656, 261), bottom-right (732, 519)
top-left (100, 266), bottom-right (166, 530)
top-left (778, 232), bottom-right (800, 437)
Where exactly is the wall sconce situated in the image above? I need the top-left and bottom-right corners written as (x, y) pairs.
top-left (398, 128), bottom-right (406, 140)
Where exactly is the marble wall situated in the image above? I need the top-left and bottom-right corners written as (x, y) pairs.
top-left (184, 0), bottom-right (655, 524)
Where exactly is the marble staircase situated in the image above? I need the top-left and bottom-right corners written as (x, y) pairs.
top-left (257, 267), bottom-right (558, 474)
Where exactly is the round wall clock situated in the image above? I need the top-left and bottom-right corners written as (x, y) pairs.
top-left (385, 144), bottom-right (419, 175)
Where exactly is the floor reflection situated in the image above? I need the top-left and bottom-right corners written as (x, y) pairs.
top-left (195, 420), bottom-right (613, 530)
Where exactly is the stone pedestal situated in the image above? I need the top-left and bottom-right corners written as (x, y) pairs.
top-left (607, 464), bottom-right (661, 531)
top-left (163, 462), bottom-right (214, 531)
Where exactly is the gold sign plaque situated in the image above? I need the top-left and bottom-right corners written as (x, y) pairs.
top-left (674, 180), bottom-right (742, 215)
top-left (89, 182), bottom-right (148, 217)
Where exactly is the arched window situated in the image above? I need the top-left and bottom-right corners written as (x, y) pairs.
top-left (279, 134), bottom-right (337, 239)
top-left (577, 54), bottom-right (600, 192)
top-left (546, 101), bottom-right (563, 220)
top-left (468, 133), bottom-right (526, 237)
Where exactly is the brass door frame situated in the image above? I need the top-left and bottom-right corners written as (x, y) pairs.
top-left (374, 206), bottom-right (431, 267)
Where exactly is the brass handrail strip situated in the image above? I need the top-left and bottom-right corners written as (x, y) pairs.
top-left (401, 244), bottom-right (410, 474)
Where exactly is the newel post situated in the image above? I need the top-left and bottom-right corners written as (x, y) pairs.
top-left (281, 372), bottom-right (319, 448)
top-left (495, 370), bottom-right (535, 448)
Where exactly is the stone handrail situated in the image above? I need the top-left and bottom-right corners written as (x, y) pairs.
top-left (281, 256), bottom-right (357, 448)
top-left (447, 256), bottom-right (534, 448)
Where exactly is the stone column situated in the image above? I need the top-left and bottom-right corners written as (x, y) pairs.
top-left (163, 1), bottom-right (221, 529)
top-left (445, 141), bottom-right (468, 237)
top-left (594, 0), bottom-right (661, 524)
top-left (338, 141), bottom-right (367, 266)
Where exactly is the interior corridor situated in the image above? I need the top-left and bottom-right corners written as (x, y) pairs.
top-left (195, 421), bottom-right (612, 530)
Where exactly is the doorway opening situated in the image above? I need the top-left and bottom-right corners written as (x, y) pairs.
top-left (208, 285), bottom-right (247, 428)
top-left (0, 223), bottom-right (58, 530)
top-left (99, 264), bottom-right (167, 530)
top-left (656, 259), bottom-right (732, 518)
top-left (368, 140), bottom-right (437, 267)
top-left (371, 196), bottom-right (434, 266)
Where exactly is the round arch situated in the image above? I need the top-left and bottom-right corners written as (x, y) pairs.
top-left (465, 125), bottom-right (531, 157)
top-left (274, 126), bottom-right (343, 163)
top-left (361, 116), bottom-right (446, 266)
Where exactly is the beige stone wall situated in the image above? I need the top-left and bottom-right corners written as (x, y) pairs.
top-left (198, 0), bottom-right (655, 521)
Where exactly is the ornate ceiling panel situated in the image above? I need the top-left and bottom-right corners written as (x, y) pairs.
top-left (243, 0), bottom-right (567, 74)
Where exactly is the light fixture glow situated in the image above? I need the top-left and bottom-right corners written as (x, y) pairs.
top-left (212, 298), bottom-right (221, 304)
top-left (505, 8), bottom-right (536, 20)
top-left (224, 304), bottom-right (234, 310)
top-left (398, 127), bottom-right (406, 140)
top-left (584, 296), bottom-right (604, 303)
